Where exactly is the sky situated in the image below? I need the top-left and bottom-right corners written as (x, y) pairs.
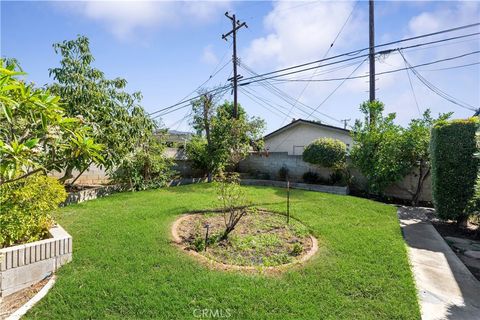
top-left (1, 0), bottom-right (479, 134)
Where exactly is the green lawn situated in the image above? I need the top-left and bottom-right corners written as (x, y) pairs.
top-left (27, 184), bottom-right (419, 319)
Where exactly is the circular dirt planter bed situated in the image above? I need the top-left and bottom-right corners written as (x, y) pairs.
top-left (172, 209), bottom-right (318, 272)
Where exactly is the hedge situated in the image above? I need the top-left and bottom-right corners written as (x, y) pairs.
top-left (430, 117), bottom-right (479, 221)
top-left (303, 138), bottom-right (347, 169)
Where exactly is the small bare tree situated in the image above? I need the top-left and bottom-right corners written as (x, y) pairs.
top-left (216, 172), bottom-right (248, 240)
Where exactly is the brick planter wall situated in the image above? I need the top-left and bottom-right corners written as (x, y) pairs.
top-left (0, 225), bottom-right (72, 297)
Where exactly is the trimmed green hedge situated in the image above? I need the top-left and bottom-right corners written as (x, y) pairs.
top-left (303, 138), bottom-right (347, 169)
top-left (430, 117), bottom-right (479, 221)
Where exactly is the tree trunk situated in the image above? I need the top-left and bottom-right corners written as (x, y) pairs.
top-left (69, 161), bottom-right (93, 186)
top-left (58, 166), bottom-right (74, 184)
top-left (411, 162), bottom-right (430, 207)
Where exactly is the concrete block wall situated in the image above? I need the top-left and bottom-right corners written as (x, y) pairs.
top-left (239, 152), bottom-right (433, 202)
top-left (239, 152), bottom-right (334, 181)
top-left (0, 225), bottom-right (72, 297)
top-left (49, 164), bottom-right (110, 185)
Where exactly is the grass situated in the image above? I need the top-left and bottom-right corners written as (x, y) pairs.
top-left (26, 184), bottom-right (420, 319)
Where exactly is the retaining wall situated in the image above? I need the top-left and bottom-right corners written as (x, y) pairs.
top-left (0, 226), bottom-right (72, 297)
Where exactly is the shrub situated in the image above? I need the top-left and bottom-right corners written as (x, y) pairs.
top-left (430, 117), bottom-right (479, 223)
top-left (329, 171), bottom-right (346, 186)
top-left (302, 171), bottom-right (319, 184)
top-left (278, 166), bottom-right (289, 181)
top-left (303, 138), bottom-right (346, 169)
top-left (112, 138), bottom-right (176, 191)
top-left (0, 175), bottom-right (67, 248)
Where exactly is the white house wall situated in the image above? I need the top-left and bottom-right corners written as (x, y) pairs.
top-left (265, 122), bottom-right (353, 155)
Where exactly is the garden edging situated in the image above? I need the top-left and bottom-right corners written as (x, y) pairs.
top-left (240, 179), bottom-right (348, 195)
top-left (171, 213), bottom-right (319, 273)
top-left (0, 225), bottom-right (72, 297)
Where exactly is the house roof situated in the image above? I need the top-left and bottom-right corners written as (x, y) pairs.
top-left (264, 119), bottom-right (350, 140)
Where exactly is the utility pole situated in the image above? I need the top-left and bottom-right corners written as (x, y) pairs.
top-left (369, 0), bottom-right (375, 104)
top-left (340, 119), bottom-right (351, 129)
top-left (368, 0), bottom-right (376, 126)
top-left (222, 12), bottom-right (247, 119)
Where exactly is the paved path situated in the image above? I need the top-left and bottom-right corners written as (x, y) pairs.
top-left (398, 207), bottom-right (480, 320)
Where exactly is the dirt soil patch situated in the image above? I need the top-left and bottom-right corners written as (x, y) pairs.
top-left (0, 277), bottom-right (50, 319)
top-left (173, 210), bottom-right (316, 269)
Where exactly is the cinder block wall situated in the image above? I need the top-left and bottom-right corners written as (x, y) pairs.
top-left (49, 164), bottom-right (110, 185)
top-left (239, 152), bottom-right (432, 202)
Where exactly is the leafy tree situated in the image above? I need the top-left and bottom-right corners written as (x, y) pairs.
top-left (112, 129), bottom-right (176, 191)
top-left (48, 35), bottom-right (156, 183)
top-left (186, 98), bottom-right (265, 179)
top-left (351, 100), bottom-right (449, 205)
top-left (402, 110), bottom-right (451, 205)
top-left (351, 101), bottom-right (406, 194)
top-left (0, 59), bottom-right (103, 185)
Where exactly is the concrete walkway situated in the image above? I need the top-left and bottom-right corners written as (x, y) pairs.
top-left (398, 207), bottom-right (480, 320)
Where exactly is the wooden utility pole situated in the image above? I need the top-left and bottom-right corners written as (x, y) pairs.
top-left (222, 12), bottom-right (247, 119)
top-left (340, 118), bottom-right (351, 129)
top-left (369, 0), bottom-right (375, 104)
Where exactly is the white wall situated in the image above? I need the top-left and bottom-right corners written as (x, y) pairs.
top-left (265, 122), bottom-right (353, 155)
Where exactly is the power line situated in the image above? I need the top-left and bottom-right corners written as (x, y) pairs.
top-left (248, 49), bottom-right (480, 84)
top-left (399, 50), bottom-right (477, 111)
top-left (401, 53), bottom-right (422, 116)
top-left (238, 23), bottom-right (480, 84)
top-left (239, 61), bottom-right (343, 124)
top-left (270, 57), bottom-right (367, 153)
top-left (282, 0), bottom-right (358, 125)
top-left (151, 86), bottom-right (231, 120)
top-left (148, 44), bottom-right (232, 117)
top-left (148, 84), bottom-right (231, 117)
top-left (305, 57), bottom-right (368, 119)
top-left (151, 23), bottom-right (479, 117)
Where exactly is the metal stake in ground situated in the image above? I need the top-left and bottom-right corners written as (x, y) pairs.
top-left (204, 223), bottom-right (210, 251)
top-left (287, 180), bottom-right (290, 224)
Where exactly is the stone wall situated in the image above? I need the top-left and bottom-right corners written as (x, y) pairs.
top-left (239, 152), bottom-right (432, 203)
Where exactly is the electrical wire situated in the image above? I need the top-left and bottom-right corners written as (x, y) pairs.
top-left (256, 50), bottom-right (480, 83)
top-left (399, 50), bottom-right (477, 111)
top-left (238, 24), bottom-right (480, 84)
top-left (281, 0), bottom-right (358, 125)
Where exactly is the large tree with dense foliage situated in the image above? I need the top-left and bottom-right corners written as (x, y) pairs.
top-left (186, 97), bottom-right (265, 179)
top-left (0, 59), bottom-right (103, 247)
top-left (0, 59), bottom-right (103, 185)
top-left (351, 100), bottom-right (449, 205)
top-left (48, 35), bottom-right (156, 183)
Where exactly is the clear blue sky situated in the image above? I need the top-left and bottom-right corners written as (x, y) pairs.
top-left (2, 1), bottom-right (479, 133)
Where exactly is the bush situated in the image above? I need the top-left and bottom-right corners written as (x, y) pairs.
top-left (430, 117), bottom-right (479, 222)
top-left (302, 171), bottom-right (319, 184)
top-left (112, 138), bottom-right (175, 191)
top-left (278, 166), bottom-right (289, 181)
top-left (303, 138), bottom-right (346, 169)
top-left (0, 175), bottom-right (67, 248)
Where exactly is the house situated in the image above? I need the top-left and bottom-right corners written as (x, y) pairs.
top-left (263, 119), bottom-right (353, 155)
